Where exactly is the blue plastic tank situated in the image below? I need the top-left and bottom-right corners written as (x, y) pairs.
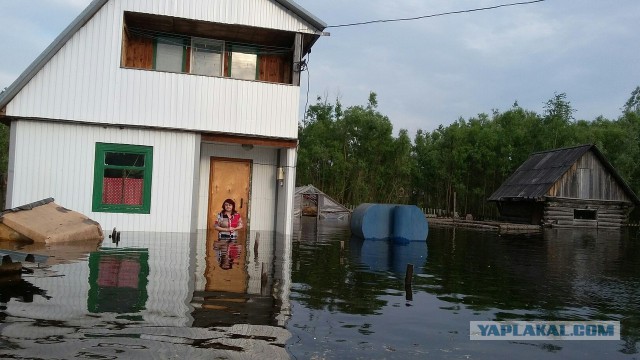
top-left (350, 203), bottom-right (428, 242)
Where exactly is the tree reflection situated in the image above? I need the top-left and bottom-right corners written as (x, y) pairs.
top-left (291, 222), bottom-right (640, 354)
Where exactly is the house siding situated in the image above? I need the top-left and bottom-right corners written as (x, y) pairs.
top-left (6, 0), bottom-right (302, 139)
top-left (123, 0), bottom-right (319, 34)
top-left (6, 120), bottom-right (199, 233)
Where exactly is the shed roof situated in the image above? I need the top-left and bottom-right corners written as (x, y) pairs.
top-left (294, 184), bottom-right (351, 217)
top-left (488, 144), bottom-right (640, 205)
top-left (0, 0), bottom-right (326, 112)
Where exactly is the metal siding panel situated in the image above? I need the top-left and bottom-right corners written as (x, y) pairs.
top-left (119, 0), bottom-right (318, 33)
top-left (7, 120), bottom-right (198, 233)
top-left (6, 0), bottom-right (302, 139)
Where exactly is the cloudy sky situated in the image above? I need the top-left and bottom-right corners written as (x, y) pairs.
top-left (1, 0), bottom-right (639, 136)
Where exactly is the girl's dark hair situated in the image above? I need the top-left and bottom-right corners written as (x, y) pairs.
top-left (221, 199), bottom-right (237, 214)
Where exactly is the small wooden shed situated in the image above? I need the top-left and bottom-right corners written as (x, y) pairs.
top-left (488, 144), bottom-right (640, 228)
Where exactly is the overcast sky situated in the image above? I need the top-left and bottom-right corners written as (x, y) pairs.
top-left (1, 0), bottom-right (639, 136)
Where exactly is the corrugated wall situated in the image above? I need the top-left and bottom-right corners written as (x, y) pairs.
top-left (6, 0), bottom-right (304, 139)
top-left (197, 143), bottom-right (279, 231)
top-left (122, 0), bottom-right (319, 33)
top-left (7, 120), bottom-right (199, 233)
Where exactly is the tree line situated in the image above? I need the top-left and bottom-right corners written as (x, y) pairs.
top-left (296, 87), bottom-right (640, 220)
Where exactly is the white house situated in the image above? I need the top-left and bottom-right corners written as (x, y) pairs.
top-left (0, 0), bottom-right (326, 235)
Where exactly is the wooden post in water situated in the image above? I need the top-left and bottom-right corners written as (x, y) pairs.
top-left (405, 263), bottom-right (414, 301)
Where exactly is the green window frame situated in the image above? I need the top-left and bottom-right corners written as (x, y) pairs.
top-left (227, 45), bottom-right (259, 80)
top-left (92, 143), bottom-right (153, 214)
top-left (153, 36), bottom-right (188, 73)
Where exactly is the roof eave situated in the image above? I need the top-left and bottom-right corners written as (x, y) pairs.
top-left (274, 0), bottom-right (327, 32)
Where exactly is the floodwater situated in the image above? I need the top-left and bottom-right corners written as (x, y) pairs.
top-left (1, 218), bottom-right (639, 359)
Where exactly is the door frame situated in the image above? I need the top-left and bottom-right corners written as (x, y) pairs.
top-left (206, 157), bottom-right (252, 232)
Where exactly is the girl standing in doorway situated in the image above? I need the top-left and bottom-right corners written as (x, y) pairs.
top-left (214, 198), bottom-right (244, 240)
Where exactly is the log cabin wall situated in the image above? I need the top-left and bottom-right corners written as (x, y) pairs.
top-left (497, 201), bottom-right (544, 225)
top-left (547, 151), bottom-right (632, 202)
top-left (544, 197), bottom-right (632, 228)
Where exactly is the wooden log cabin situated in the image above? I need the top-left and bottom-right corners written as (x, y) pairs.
top-left (488, 144), bottom-right (640, 228)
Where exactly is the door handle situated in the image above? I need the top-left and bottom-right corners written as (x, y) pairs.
top-left (241, 198), bottom-right (243, 208)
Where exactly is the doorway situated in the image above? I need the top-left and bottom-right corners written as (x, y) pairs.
top-left (205, 157), bottom-right (251, 293)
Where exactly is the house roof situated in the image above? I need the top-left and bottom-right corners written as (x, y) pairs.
top-left (488, 144), bottom-right (640, 205)
top-left (0, 0), bottom-right (326, 112)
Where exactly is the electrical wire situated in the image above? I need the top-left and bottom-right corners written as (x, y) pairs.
top-left (325, 0), bottom-right (546, 28)
top-left (303, 52), bottom-right (311, 122)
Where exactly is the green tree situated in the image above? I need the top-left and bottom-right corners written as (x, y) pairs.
top-left (623, 86), bottom-right (640, 115)
top-left (542, 92), bottom-right (576, 148)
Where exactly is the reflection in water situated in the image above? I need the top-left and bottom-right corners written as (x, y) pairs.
top-left (0, 230), bottom-right (293, 359)
top-left (0, 278), bottom-right (50, 304)
top-left (349, 237), bottom-right (427, 275)
top-left (1, 222), bottom-right (639, 358)
top-left (288, 221), bottom-right (640, 359)
top-left (204, 229), bottom-right (247, 293)
top-left (88, 249), bottom-right (149, 314)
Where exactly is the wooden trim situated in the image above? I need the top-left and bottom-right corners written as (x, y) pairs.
top-left (202, 133), bottom-right (297, 148)
top-left (292, 33), bottom-right (302, 86)
top-left (0, 107), bottom-right (6, 117)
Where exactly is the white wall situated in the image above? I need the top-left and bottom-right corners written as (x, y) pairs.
top-left (6, 120), bottom-right (199, 233)
top-left (6, 0), bottom-right (307, 139)
top-left (275, 147), bottom-right (297, 235)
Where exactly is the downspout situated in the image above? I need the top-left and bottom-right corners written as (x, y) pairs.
top-left (274, 148), bottom-right (282, 232)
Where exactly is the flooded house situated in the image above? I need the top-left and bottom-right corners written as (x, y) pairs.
top-left (0, 2), bottom-right (328, 352)
top-left (0, 0), bottom-right (326, 236)
top-left (488, 144), bottom-right (640, 228)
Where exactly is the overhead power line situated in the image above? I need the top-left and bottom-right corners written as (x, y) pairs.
top-left (325, 0), bottom-right (546, 28)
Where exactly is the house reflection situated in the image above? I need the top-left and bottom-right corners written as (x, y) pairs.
top-left (88, 248), bottom-right (149, 313)
top-left (203, 230), bottom-right (247, 293)
top-left (190, 229), bottom-right (288, 327)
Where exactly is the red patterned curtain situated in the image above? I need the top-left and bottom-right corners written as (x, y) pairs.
top-left (103, 178), bottom-right (144, 205)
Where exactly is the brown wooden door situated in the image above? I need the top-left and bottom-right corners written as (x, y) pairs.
top-left (207, 158), bottom-right (251, 231)
top-left (205, 157), bottom-right (251, 293)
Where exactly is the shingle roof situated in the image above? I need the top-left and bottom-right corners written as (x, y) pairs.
top-left (488, 144), bottom-right (640, 205)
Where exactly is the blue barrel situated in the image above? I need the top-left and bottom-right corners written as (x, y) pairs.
top-left (350, 203), bottom-right (396, 240)
top-left (392, 205), bottom-right (429, 243)
top-left (351, 203), bottom-right (428, 242)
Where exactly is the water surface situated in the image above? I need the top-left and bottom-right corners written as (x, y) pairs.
top-left (0, 219), bottom-right (639, 359)
top-left (287, 219), bottom-right (640, 359)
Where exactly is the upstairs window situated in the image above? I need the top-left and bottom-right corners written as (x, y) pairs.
top-left (93, 143), bottom-right (153, 214)
top-left (230, 46), bottom-right (258, 80)
top-left (154, 37), bottom-right (186, 73)
top-left (191, 38), bottom-right (224, 76)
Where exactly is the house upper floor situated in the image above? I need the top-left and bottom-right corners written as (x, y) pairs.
top-left (0, 0), bottom-right (326, 139)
